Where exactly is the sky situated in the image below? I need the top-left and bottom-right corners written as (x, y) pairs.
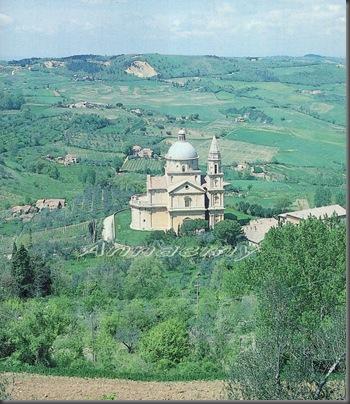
top-left (0, 0), bottom-right (346, 60)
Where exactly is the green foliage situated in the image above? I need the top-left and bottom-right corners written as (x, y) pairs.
top-left (66, 60), bottom-right (102, 74)
top-left (32, 256), bottom-right (52, 297)
top-left (212, 219), bottom-right (242, 246)
top-left (140, 318), bottom-right (190, 367)
top-left (146, 229), bottom-right (177, 244)
top-left (227, 218), bottom-right (346, 400)
top-left (335, 189), bottom-right (346, 207)
top-left (225, 106), bottom-right (273, 123)
top-left (79, 167), bottom-right (97, 185)
top-left (124, 257), bottom-right (165, 299)
top-left (3, 298), bottom-right (71, 366)
top-left (11, 245), bottom-right (34, 298)
top-left (179, 219), bottom-right (209, 236)
top-left (0, 91), bottom-right (25, 110)
top-left (237, 200), bottom-right (285, 217)
top-left (112, 156), bottom-right (124, 172)
top-left (48, 165), bottom-right (60, 180)
top-left (314, 186), bottom-right (332, 207)
top-left (10, 244), bottom-right (53, 299)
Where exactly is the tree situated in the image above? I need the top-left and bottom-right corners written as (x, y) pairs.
top-left (140, 318), bottom-right (190, 367)
top-left (275, 196), bottom-right (291, 212)
top-left (113, 156), bottom-right (124, 172)
top-left (32, 255), bottom-right (52, 297)
top-left (124, 256), bottom-right (165, 299)
top-left (212, 220), bottom-right (242, 246)
top-left (227, 218), bottom-right (346, 400)
top-left (8, 299), bottom-right (70, 366)
top-left (335, 189), bottom-right (346, 207)
top-left (80, 167), bottom-right (96, 185)
top-left (314, 186), bottom-right (332, 207)
top-left (180, 219), bottom-right (209, 236)
top-left (110, 300), bottom-right (157, 354)
top-left (48, 165), bottom-right (60, 180)
top-left (11, 245), bottom-right (34, 298)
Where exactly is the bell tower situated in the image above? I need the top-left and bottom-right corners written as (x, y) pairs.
top-left (205, 136), bottom-right (224, 228)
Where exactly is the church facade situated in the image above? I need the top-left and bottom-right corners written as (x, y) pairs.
top-left (130, 129), bottom-right (226, 233)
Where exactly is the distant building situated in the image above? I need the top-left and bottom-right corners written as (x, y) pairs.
top-left (36, 199), bottom-right (65, 211)
top-left (243, 204), bottom-right (346, 246)
top-left (130, 129), bottom-right (226, 233)
top-left (11, 205), bottom-right (34, 216)
top-left (131, 145), bottom-right (153, 158)
top-left (138, 148), bottom-right (153, 158)
top-left (234, 163), bottom-right (249, 172)
top-left (64, 154), bottom-right (79, 166)
top-left (132, 145), bottom-right (142, 156)
top-left (243, 218), bottom-right (279, 245)
top-left (234, 116), bottom-right (245, 123)
top-left (130, 108), bottom-right (142, 116)
top-left (278, 204), bottom-right (346, 225)
top-left (54, 154), bottom-right (79, 165)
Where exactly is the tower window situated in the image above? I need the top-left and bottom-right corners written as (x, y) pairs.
top-left (182, 165), bottom-right (186, 172)
top-left (184, 196), bottom-right (192, 207)
top-left (214, 164), bottom-right (218, 174)
top-left (214, 195), bottom-right (220, 206)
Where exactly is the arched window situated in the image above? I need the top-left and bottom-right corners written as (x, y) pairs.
top-left (184, 196), bottom-right (192, 208)
top-left (182, 165), bottom-right (186, 172)
top-left (214, 164), bottom-right (218, 174)
top-left (214, 194), bottom-right (220, 206)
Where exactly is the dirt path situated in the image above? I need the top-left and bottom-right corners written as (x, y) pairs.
top-left (3, 372), bottom-right (227, 400)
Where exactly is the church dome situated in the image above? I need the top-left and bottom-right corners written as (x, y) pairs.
top-left (166, 129), bottom-right (198, 160)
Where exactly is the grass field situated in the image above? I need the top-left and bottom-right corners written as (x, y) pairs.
top-left (114, 209), bottom-right (152, 245)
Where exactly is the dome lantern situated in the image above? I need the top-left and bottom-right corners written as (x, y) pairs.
top-left (165, 129), bottom-right (198, 161)
top-left (178, 128), bottom-right (186, 141)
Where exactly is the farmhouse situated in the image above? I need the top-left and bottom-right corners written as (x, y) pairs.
top-left (278, 204), bottom-right (346, 224)
top-left (244, 204), bottom-right (346, 245)
top-left (132, 145), bottom-right (142, 155)
top-left (11, 205), bottom-right (35, 216)
top-left (138, 148), bottom-right (153, 158)
top-left (35, 199), bottom-right (66, 211)
top-left (132, 145), bottom-right (153, 158)
top-left (130, 129), bottom-right (226, 233)
top-left (64, 154), bottom-right (79, 165)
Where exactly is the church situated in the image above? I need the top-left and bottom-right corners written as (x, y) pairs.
top-left (130, 129), bottom-right (226, 233)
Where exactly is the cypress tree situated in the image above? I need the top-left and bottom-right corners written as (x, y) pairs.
top-left (11, 245), bottom-right (34, 298)
top-left (33, 256), bottom-right (52, 297)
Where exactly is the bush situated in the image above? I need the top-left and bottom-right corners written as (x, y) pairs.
top-left (212, 219), bottom-right (242, 246)
top-left (180, 219), bottom-right (209, 236)
top-left (140, 318), bottom-right (190, 366)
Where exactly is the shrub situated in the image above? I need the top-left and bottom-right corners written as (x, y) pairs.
top-left (140, 318), bottom-right (190, 366)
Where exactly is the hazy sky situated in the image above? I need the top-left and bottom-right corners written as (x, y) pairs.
top-left (0, 0), bottom-right (346, 60)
